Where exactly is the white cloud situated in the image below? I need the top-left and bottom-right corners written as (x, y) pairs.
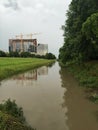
top-left (0, 0), bottom-right (71, 56)
top-left (3, 0), bottom-right (20, 11)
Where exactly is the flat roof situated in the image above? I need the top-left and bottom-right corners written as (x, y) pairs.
top-left (9, 39), bottom-right (37, 42)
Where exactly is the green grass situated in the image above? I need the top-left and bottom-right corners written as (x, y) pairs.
top-left (0, 57), bottom-right (55, 80)
top-left (67, 61), bottom-right (98, 88)
top-left (0, 111), bottom-right (35, 130)
top-left (60, 61), bottom-right (98, 102)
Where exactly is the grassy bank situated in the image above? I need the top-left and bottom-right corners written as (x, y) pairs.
top-left (0, 58), bottom-right (55, 80)
top-left (61, 61), bottom-right (98, 101)
top-left (0, 99), bottom-right (35, 130)
top-left (0, 112), bottom-right (34, 130)
top-left (67, 61), bottom-right (98, 88)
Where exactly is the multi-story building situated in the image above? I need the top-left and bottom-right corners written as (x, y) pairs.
top-left (9, 39), bottom-right (37, 53)
top-left (9, 39), bottom-right (48, 55)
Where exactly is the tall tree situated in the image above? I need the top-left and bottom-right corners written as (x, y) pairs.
top-left (59, 0), bottom-right (98, 63)
top-left (82, 13), bottom-right (98, 59)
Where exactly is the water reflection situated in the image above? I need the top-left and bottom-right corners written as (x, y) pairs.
top-left (84, 88), bottom-right (98, 103)
top-left (0, 62), bottom-right (68, 130)
top-left (37, 66), bottom-right (48, 76)
top-left (1, 62), bottom-right (98, 130)
top-left (12, 66), bottom-right (48, 86)
top-left (60, 67), bottom-right (98, 130)
top-left (47, 61), bottom-right (56, 68)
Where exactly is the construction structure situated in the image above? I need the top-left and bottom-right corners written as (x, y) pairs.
top-left (9, 34), bottom-right (38, 53)
top-left (9, 33), bottom-right (48, 55)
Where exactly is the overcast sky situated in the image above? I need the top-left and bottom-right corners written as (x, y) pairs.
top-left (0, 0), bottom-right (71, 56)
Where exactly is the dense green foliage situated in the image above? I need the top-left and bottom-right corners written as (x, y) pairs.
top-left (0, 99), bottom-right (25, 123)
top-left (0, 50), bottom-right (56, 60)
top-left (20, 52), bottom-right (31, 57)
top-left (45, 53), bottom-right (56, 59)
top-left (0, 50), bottom-right (7, 57)
top-left (59, 0), bottom-right (98, 63)
top-left (0, 99), bottom-right (35, 130)
top-left (9, 52), bottom-right (20, 57)
top-left (82, 13), bottom-right (98, 60)
top-left (67, 61), bottom-right (98, 88)
top-left (59, 0), bottom-right (98, 103)
top-left (0, 58), bottom-right (55, 80)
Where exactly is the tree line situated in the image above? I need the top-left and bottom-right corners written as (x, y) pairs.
top-left (59, 0), bottom-right (98, 64)
top-left (0, 50), bottom-right (56, 59)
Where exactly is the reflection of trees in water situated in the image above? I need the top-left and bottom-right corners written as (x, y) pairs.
top-left (59, 67), bottom-right (69, 130)
top-left (84, 88), bottom-right (98, 103)
top-left (13, 70), bottom-right (37, 81)
top-left (47, 61), bottom-right (56, 68)
top-left (95, 111), bottom-right (98, 122)
top-left (60, 66), bottom-right (98, 128)
top-left (60, 66), bottom-right (98, 104)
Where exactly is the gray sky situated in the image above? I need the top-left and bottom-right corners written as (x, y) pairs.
top-left (0, 0), bottom-right (71, 56)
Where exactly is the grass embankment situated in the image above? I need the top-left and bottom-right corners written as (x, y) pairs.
top-left (0, 58), bottom-right (55, 80)
top-left (0, 99), bottom-right (35, 130)
top-left (0, 112), bottom-right (34, 130)
top-left (62, 61), bottom-right (98, 102)
top-left (67, 61), bottom-right (98, 88)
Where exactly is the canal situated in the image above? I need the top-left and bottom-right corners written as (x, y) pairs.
top-left (0, 62), bottom-right (98, 130)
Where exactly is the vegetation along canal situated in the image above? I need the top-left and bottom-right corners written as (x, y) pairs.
top-left (0, 62), bottom-right (98, 130)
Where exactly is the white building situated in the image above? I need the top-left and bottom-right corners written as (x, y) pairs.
top-left (37, 44), bottom-right (48, 55)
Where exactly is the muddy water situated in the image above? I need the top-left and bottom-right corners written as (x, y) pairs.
top-left (60, 67), bottom-right (98, 130)
top-left (0, 62), bottom-right (98, 130)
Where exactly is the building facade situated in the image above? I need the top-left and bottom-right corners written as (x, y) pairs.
top-left (9, 39), bottom-right (48, 55)
top-left (37, 44), bottom-right (48, 55)
top-left (9, 39), bottom-right (37, 53)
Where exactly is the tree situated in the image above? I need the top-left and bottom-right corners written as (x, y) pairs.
top-left (82, 13), bottom-right (98, 39)
top-left (59, 0), bottom-right (98, 63)
top-left (45, 53), bottom-right (56, 59)
top-left (82, 13), bottom-right (98, 60)
top-left (0, 50), bottom-right (6, 57)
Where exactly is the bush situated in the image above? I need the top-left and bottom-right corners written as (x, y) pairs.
top-left (0, 99), bottom-right (25, 123)
top-left (9, 52), bottom-right (20, 57)
top-left (0, 50), bottom-right (7, 57)
top-left (45, 53), bottom-right (56, 59)
top-left (20, 52), bottom-right (31, 57)
top-left (30, 54), bottom-right (36, 58)
top-left (34, 54), bottom-right (45, 59)
top-left (0, 99), bottom-right (35, 130)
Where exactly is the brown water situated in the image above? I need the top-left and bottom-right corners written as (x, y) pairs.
top-left (0, 62), bottom-right (98, 130)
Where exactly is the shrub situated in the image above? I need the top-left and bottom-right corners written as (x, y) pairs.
top-left (0, 99), bottom-right (35, 130)
top-left (9, 52), bottom-right (20, 57)
top-left (0, 50), bottom-right (7, 57)
top-left (45, 53), bottom-right (56, 59)
top-left (20, 52), bottom-right (31, 57)
top-left (0, 99), bottom-right (25, 123)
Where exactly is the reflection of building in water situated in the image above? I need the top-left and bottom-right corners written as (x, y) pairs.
top-left (12, 66), bottom-right (48, 86)
top-left (37, 66), bottom-right (48, 75)
top-left (13, 70), bottom-right (37, 81)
